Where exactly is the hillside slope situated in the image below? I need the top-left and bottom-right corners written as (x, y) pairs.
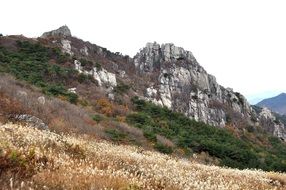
top-left (1, 26), bottom-right (286, 177)
top-left (0, 123), bottom-right (286, 190)
top-left (257, 93), bottom-right (286, 115)
top-left (1, 26), bottom-right (286, 141)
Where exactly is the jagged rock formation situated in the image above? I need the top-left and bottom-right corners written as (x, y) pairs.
top-left (253, 107), bottom-right (286, 140)
top-left (41, 26), bottom-right (74, 56)
top-left (134, 42), bottom-right (253, 128)
top-left (132, 42), bottom-right (286, 140)
top-left (41, 25), bottom-right (71, 38)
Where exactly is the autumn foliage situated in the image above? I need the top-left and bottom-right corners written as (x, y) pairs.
top-left (95, 98), bottom-right (128, 117)
top-left (0, 92), bottom-right (27, 122)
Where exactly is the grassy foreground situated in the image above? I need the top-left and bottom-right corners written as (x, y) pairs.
top-left (0, 124), bottom-right (285, 190)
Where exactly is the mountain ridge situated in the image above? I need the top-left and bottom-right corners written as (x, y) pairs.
top-left (1, 25), bottom-right (286, 178)
top-left (1, 25), bottom-right (284, 141)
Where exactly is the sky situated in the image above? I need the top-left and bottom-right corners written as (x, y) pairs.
top-left (1, 0), bottom-right (286, 104)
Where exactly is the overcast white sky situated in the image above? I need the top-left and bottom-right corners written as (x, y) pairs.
top-left (1, 0), bottom-right (286, 104)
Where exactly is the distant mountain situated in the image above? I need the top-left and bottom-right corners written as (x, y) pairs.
top-left (256, 93), bottom-right (286, 115)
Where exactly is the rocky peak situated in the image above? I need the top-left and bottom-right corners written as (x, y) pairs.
top-left (132, 42), bottom-right (251, 127)
top-left (134, 42), bottom-right (196, 73)
top-left (41, 25), bottom-right (71, 38)
top-left (161, 43), bottom-right (196, 62)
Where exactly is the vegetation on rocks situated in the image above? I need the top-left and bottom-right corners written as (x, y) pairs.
top-left (0, 40), bottom-right (98, 104)
top-left (127, 97), bottom-right (286, 172)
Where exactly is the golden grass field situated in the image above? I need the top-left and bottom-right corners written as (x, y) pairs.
top-left (0, 123), bottom-right (285, 190)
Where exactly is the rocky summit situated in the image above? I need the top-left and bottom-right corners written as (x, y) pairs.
top-left (134, 42), bottom-right (251, 127)
top-left (41, 25), bottom-right (71, 38)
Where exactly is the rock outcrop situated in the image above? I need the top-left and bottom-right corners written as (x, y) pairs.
top-left (13, 114), bottom-right (48, 130)
top-left (134, 42), bottom-right (253, 127)
top-left (257, 107), bottom-right (286, 140)
top-left (74, 60), bottom-right (117, 87)
top-left (133, 42), bottom-right (286, 139)
top-left (41, 25), bottom-right (71, 38)
top-left (61, 39), bottom-right (73, 55)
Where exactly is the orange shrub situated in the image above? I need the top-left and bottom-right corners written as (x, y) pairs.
top-left (116, 116), bottom-right (126, 123)
top-left (95, 98), bottom-right (128, 117)
top-left (0, 92), bottom-right (28, 122)
top-left (49, 117), bottom-right (75, 134)
top-left (96, 98), bottom-right (113, 116)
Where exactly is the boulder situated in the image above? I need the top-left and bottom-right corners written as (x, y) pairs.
top-left (37, 96), bottom-right (46, 105)
top-left (13, 114), bottom-right (48, 130)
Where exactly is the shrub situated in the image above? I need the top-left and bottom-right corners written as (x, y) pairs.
top-left (78, 73), bottom-right (89, 83)
top-left (105, 129), bottom-right (127, 142)
top-left (44, 85), bottom-right (66, 96)
top-left (127, 112), bottom-right (152, 126)
top-left (43, 85), bottom-right (78, 104)
top-left (116, 116), bottom-right (126, 123)
top-left (92, 114), bottom-right (103, 123)
top-left (112, 104), bottom-right (128, 117)
top-left (113, 82), bottom-right (130, 95)
top-left (143, 129), bottom-right (157, 142)
top-left (77, 73), bottom-right (96, 84)
top-left (127, 97), bottom-right (286, 172)
top-left (96, 98), bottom-right (113, 116)
top-left (95, 98), bottom-right (128, 117)
top-left (0, 92), bottom-right (27, 122)
top-left (95, 62), bottom-right (102, 71)
top-left (0, 41), bottom-right (82, 104)
top-left (66, 93), bottom-right (78, 104)
top-left (154, 143), bottom-right (173, 154)
top-left (156, 135), bottom-right (174, 148)
top-left (79, 58), bottom-right (95, 70)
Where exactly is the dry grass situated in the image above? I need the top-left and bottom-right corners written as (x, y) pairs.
top-left (0, 91), bottom-right (28, 123)
top-left (0, 74), bottom-right (103, 136)
top-left (0, 74), bottom-right (150, 149)
top-left (0, 123), bottom-right (286, 190)
top-left (267, 172), bottom-right (286, 186)
top-left (156, 134), bottom-right (175, 148)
